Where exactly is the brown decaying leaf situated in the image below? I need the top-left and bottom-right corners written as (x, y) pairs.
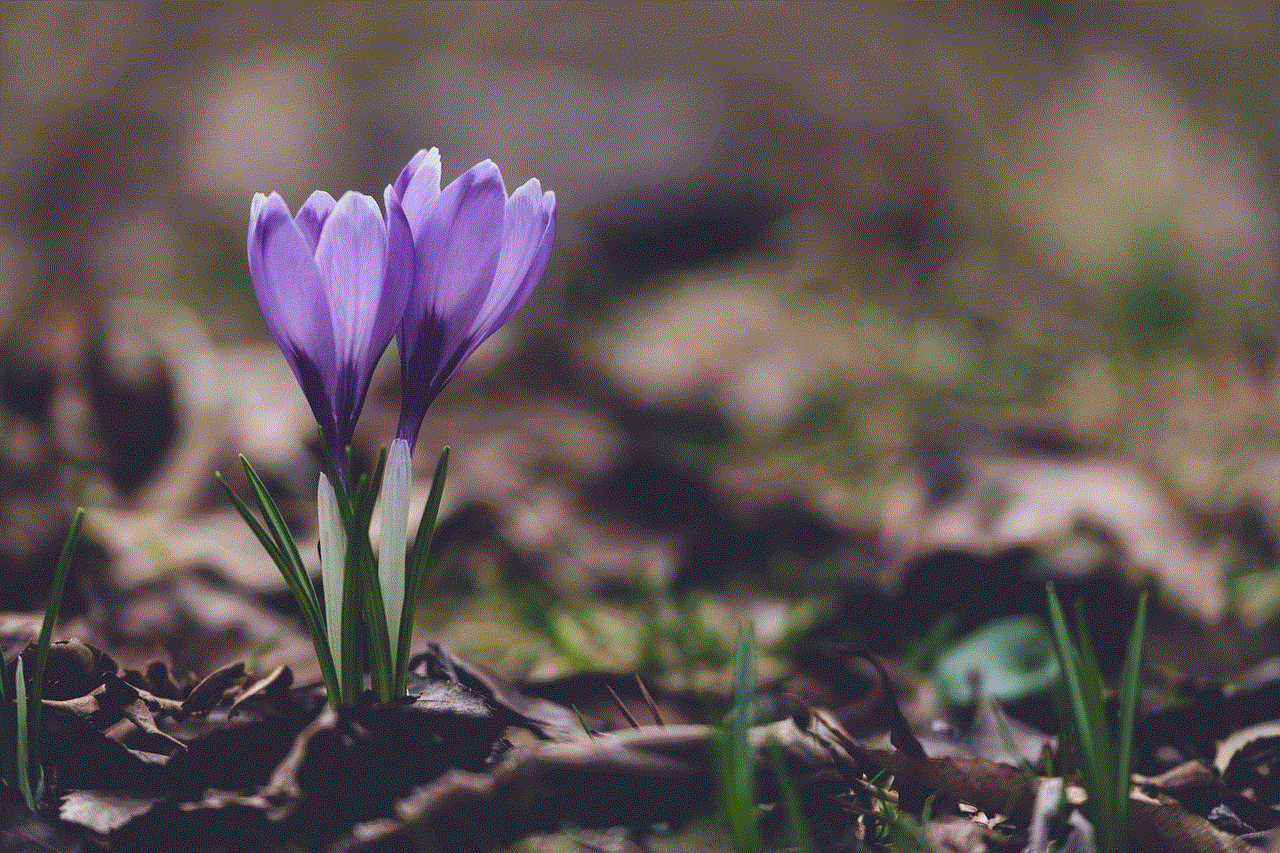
top-left (181, 661), bottom-right (245, 714)
top-left (841, 737), bottom-right (1257, 853)
top-left (333, 715), bottom-right (850, 851)
top-left (229, 664), bottom-right (293, 713)
top-left (59, 790), bottom-right (164, 835)
top-left (411, 644), bottom-right (585, 741)
top-left (882, 448), bottom-right (1224, 622)
top-left (1142, 759), bottom-right (1280, 833)
top-left (1129, 792), bottom-right (1257, 853)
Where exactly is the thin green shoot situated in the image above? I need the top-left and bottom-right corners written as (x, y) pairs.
top-left (220, 463), bottom-right (340, 704)
top-left (14, 657), bottom-right (31, 809)
top-left (1045, 583), bottom-right (1147, 853)
top-left (718, 623), bottom-right (760, 853)
top-left (766, 739), bottom-right (814, 853)
top-left (990, 700), bottom-right (1037, 780)
top-left (353, 447), bottom-right (393, 701)
top-left (25, 506), bottom-right (83, 805)
top-left (226, 442), bottom-right (449, 707)
top-left (570, 705), bottom-right (595, 740)
top-left (394, 446), bottom-right (448, 697)
top-left (3, 508), bottom-right (84, 808)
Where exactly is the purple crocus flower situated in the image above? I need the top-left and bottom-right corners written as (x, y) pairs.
top-left (248, 189), bottom-right (412, 482)
top-left (386, 149), bottom-right (556, 450)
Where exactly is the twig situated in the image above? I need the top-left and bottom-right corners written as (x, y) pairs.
top-left (605, 684), bottom-right (640, 729)
top-left (634, 674), bottom-right (664, 726)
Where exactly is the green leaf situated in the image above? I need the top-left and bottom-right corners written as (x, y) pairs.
top-left (1073, 599), bottom-right (1117, 849)
top-left (1113, 590), bottom-right (1148, 853)
top-left (239, 457), bottom-right (311, 604)
top-left (222, 465), bottom-right (340, 706)
top-left (933, 615), bottom-right (1059, 706)
top-left (358, 544), bottom-right (393, 701)
top-left (25, 507), bottom-right (83, 803)
top-left (396, 446), bottom-right (449, 697)
top-left (1045, 585), bottom-right (1101, 803)
top-left (722, 623), bottom-right (759, 853)
top-left (217, 472), bottom-right (286, 567)
top-left (767, 739), bottom-right (814, 853)
top-left (14, 657), bottom-right (32, 810)
top-left (350, 446), bottom-right (393, 701)
top-left (339, 536), bottom-right (363, 702)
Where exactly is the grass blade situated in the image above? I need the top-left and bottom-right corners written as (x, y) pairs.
top-left (339, 545), bottom-right (362, 701)
top-left (767, 739), bottom-right (814, 853)
top-left (1072, 599), bottom-right (1116, 849)
top-left (1045, 585), bottom-right (1101, 795)
top-left (239, 458), bottom-right (332, 654)
top-left (1113, 590), bottom-right (1148, 853)
top-left (1072, 601), bottom-right (1114, 770)
top-left (14, 657), bottom-right (32, 810)
top-left (350, 447), bottom-right (392, 701)
top-left (723, 622), bottom-right (759, 853)
top-left (217, 472), bottom-right (285, 567)
top-left (26, 507), bottom-right (84, 803)
top-left (239, 457), bottom-right (312, 606)
top-left (358, 544), bottom-right (393, 701)
top-left (396, 446), bottom-right (448, 696)
top-left (222, 467), bottom-right (340, 705)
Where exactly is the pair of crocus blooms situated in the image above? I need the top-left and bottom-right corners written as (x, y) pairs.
top-left (247, 149), bottom-right (555, 691)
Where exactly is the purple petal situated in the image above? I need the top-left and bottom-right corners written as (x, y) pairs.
top-left (420, 160), bottom-right (506, 330)
top-left (392, 148), bottom-right (441, 236)
top-left (247, 193), bottom-right (333, 378)
top-left (379, 193), bottom-right (415, 350)
top-left (247, 192), bottom-right (339, 450)
top-left (296, 190), bottom-right (336, 254)
top-left (441, 183), bottom-right (555, 381)
top-left (313, 191), bottom-right (391, 448)
top-left (472, 181), bottom-right (556, 340)
top-left (396, 161), bottom-right (506, 447)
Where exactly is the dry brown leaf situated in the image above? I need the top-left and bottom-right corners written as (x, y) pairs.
top-left (60, 790), bottom-right (164, 835)
top-left (844, 740), bottom-right (1258, 853)
top-left (335, 715), bottom-right (852, 851)
top-left (883, 452), bottom-right (1223, 622)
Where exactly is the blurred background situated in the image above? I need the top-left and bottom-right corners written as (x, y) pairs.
top-left (2, 2), bottom-right (1280, 687)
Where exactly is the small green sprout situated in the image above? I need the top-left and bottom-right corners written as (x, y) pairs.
top-left (1045, 583), bottom-right (1148, 853)
top-left (718, 623), bottom-right (760, 853)
top-left (2, 507), bottom-right (84, 810)
top-left (219, 443), bottom-right (448, 707)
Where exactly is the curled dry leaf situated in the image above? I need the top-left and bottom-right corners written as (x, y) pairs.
top-left (228, 664), bottom-right (293, 714)
top-left (410, 644), bottom-right (585, 741)
top-left (1214, 718), bottom-right (1280, 806)
top-left (181, 661), bottom-right (245, 714)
